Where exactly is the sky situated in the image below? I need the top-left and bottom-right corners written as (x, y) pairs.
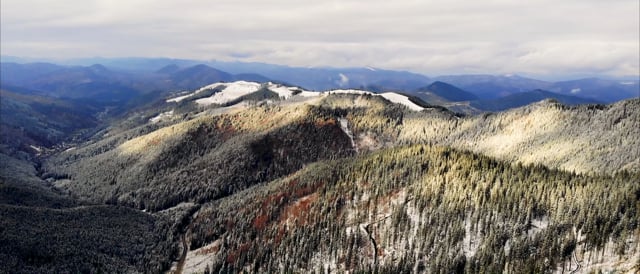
top-left (1, 0), bottom-right (639, 78)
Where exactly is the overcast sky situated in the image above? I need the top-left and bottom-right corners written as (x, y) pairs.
top-left (1, 0), bottom-right (638, 78)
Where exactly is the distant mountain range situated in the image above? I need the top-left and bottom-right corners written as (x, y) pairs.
top-left (1, 59), bottom-right (638, 108)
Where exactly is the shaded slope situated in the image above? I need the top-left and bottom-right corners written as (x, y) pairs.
top-left (0, 205), bottom-right (175, 274)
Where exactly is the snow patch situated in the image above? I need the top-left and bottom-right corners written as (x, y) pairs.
top-left (365, 66), bottom-right (377, 71)
top-left (29, 145), bottom-right (42, 153)
top-left (166, 89), bottom-right (205, 103)
top-left (195, 81), bottom-right (261, 106)
top-left (570, 88), bottom-right (581, 94)
top-left (379, 92), bottom-right (424, 111)
top-left (338, 117), bottom-right (357, 152)
top-left (169, 81), bottom-right (424, 111)
top-left (297, 91), bottom-right (322, 97)
top-left (149, 110), bottom-right (174, 124)
top-left (328, 89), bottom-right (425, 111)
top-left (267, 82), bottom-right (301, 99)
top-left (619, 81), bottom-right (636, 85)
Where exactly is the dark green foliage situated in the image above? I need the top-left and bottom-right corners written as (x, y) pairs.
top-left (0, 205), bottom-right (175, 274)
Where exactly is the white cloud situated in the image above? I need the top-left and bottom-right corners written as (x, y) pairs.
top-left (1, 0), bottom-right (638, 77)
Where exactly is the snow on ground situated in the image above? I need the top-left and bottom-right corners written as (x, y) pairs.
top-left (167, 81), bottom-right (424, 111)
top-left (29, 145), bottom-right (42, 153)
top-left (149, 110), bottom-right (174, 123)
top-left (328, 89), bottom-right (425, 111)
top-left (195, 81), bottom-right (262, 106)
top-left (338, 117), bottom-right (357, 152)
top-left (379, 92), bottom-right (425, 111)
top-left (296, 90), bottom-right (323, 97)
top-left (329, 89), bottom-right (374, 95)
top-left (166, 93), bottom-right (193, 103)
top-left (266, 83), bottom-right (299, 99)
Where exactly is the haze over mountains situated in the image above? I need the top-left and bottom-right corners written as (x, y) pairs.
top-left (0, 57), bottom-right (639, 273)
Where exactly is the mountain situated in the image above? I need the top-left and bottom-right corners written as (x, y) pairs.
top-left (168, 64), bottom-right (235, 90)
top-left (414, 81), bottom-right (478, 103)
top-left (433, 74), bottom-right (553, 99)
top-left (549, 77), bottom-right (640, 103)
top-left (7, 58), bottom-right (638, 103)
top-left (1, 62), bottom-right (142, 103)
top-left (433, 74), bottom-right (639, 103)
top-left (221, 65), bottom-right (431, 91)
top-left (470, 89), bottom-right (601, 112)
top-left (155, 64), bottom-right (181, 74)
